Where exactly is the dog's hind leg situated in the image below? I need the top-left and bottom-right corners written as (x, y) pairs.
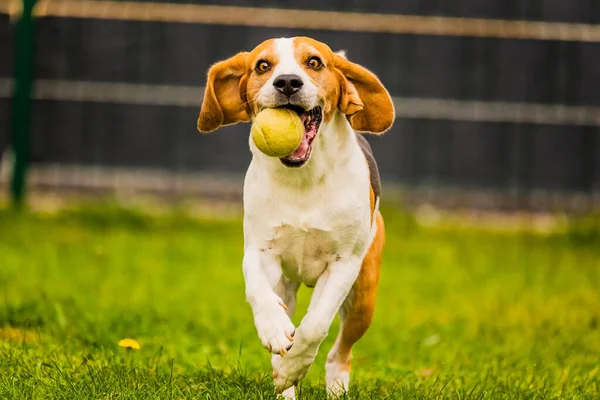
top-left (325, 212), bottom-right (385, 397)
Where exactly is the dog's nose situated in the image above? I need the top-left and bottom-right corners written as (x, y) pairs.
top-left (273, 74), bottom-right (303, 97)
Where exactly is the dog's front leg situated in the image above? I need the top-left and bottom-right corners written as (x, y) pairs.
top-left (273, 255), bottom-right (362, 393)
top-left (243, 247), bottom-right (296, 355)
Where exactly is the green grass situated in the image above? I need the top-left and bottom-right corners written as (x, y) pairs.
top-left (0, 203), bottom-right (599, 399)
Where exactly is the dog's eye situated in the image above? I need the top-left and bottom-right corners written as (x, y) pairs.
top-left (255, 60), bottom-right (271, 73)
top-left (307, 56), bottom-right (323, 70)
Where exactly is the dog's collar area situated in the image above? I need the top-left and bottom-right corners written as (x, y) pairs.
top-left (279, 105), bottom-right (323, 168)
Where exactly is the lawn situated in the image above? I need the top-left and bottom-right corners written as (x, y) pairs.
top-left (0, 203), bottom-right (599, 399)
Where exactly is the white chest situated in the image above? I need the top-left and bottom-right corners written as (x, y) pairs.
top-left (243, 169), bottom-right (372, 287)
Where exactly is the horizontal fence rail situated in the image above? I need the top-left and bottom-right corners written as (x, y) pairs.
top-left (0, 79), bottom-right (599, 127)
top-left (0, 0), bottom-right (600, 42)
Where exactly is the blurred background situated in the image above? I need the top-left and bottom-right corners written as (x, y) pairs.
top-left (1, 0), bottom-right (599, 214)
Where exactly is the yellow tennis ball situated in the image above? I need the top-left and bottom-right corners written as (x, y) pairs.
top-left (251, 108), bottom-right (304, 158)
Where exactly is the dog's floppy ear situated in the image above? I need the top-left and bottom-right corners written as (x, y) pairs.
top-left (334, 53), bottom-right (395, 134)
top-left (197, 52), bottom-right (250, 133)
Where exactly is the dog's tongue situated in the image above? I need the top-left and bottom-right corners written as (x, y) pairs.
top-left (285, 113), bottom-right (312, 161)
top-left (286, 135), bottom-right (310, 161)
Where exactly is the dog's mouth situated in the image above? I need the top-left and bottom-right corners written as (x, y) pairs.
top-left (278, 105), bottom-right (322, 168)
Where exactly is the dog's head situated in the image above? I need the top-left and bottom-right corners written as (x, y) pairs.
top-left (197, 37), bottom-right (394, 167)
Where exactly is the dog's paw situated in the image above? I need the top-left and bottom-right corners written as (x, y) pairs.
top-left (272, 345), bottom-right (317, 393)
top-left (254, 298), bottom-right (296, 355)
top-left (325, 360), bottom-right (350, 397)
top-left (276, 386), bottom-right (297, 400)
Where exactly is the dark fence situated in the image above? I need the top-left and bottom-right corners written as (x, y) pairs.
top-left (1, 1), bottom-right (599, 210)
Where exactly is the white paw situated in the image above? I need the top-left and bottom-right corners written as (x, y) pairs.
top-left (277, 386), bottom-right (296, 399)
top-left (254, 297), bottom-right (296, 355)
top-left (272, 344), bottom-right (318, 393)
top-left (325, 361), bottom-right (350, 398)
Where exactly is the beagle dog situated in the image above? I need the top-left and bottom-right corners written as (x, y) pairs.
top-left (197, 36), bottom-right (394, 398)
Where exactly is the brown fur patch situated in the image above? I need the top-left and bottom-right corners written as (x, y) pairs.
top-left (197, 51), bottom-right (251, 132)
top-left (334, 54), bottom-right (395, 134)
top-left (245, 39), bottom-right (280, 115)
top-left (292, 37), bottom-right (340, 123)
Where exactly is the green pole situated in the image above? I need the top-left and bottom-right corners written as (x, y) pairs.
top-left (10, 0), bottom-right (37, 208)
